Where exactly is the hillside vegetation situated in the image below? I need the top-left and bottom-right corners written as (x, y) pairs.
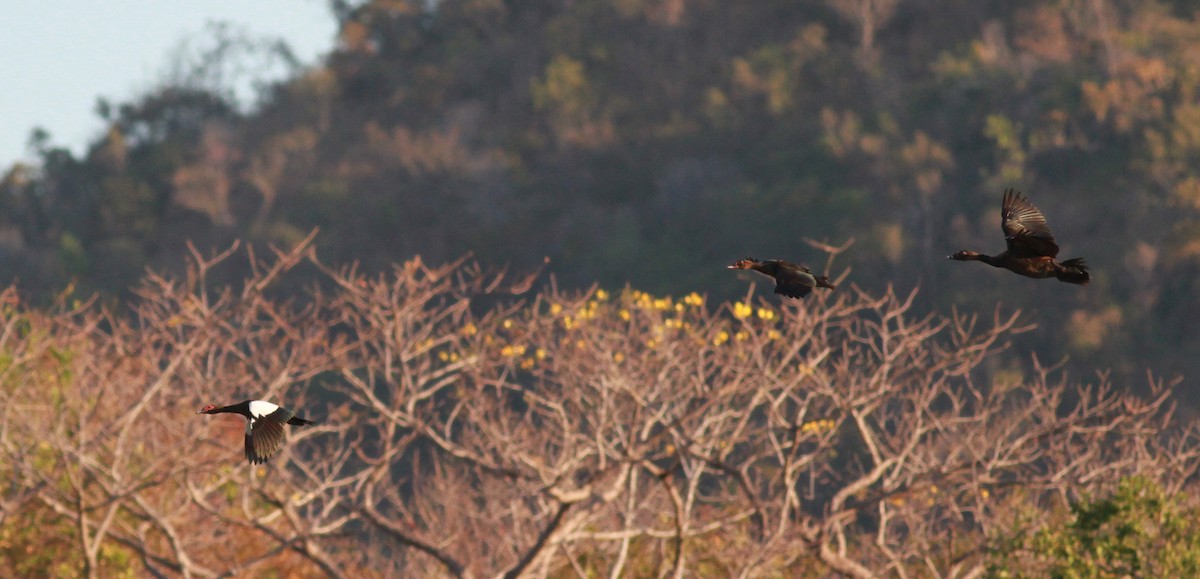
top-left (3, 1), bottom-right (1200, 388)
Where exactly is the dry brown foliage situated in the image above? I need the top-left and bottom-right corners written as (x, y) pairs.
top-left (0, 236), bottom-right (1196, 578)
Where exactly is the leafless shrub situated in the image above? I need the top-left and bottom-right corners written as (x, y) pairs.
top-left (0, 239), bottom-right (1196, 577)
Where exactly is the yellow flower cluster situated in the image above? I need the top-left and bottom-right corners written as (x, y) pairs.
top-left (553, 298), bottom-right (601, 330)
top-left (577, 301), bottom-right (599, 320)
top-left (500, 344), bottom-right (527, 358)
top-left (709, 328), bottom-right (751, 345)
top-left (494, 343), bottom-right (543, 370)
top-left (800, 418), bottom-right (836, 434)
top-left (626, 290), bottom-right (675, 311)
top-left (732, 302), bottom-right (753, 319)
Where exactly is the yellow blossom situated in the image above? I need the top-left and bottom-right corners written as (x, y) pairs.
top-left (613, 352), bottom-right (625, 363)
top-left (735, 331), bottom-right (748, 342)
top-left (653, 298), bottom-right (671, 311)
top-left (800, 419), bottom-right (835, 434)
top-left (502, 319), bottom-right (514, 329)
top-left (619, 309), bottom-right (631, 321)
top-left (674, 303), bottom-right (685, 313)
top-left (733, 302), bottom-right (752, 319)
top-left (461, 323), bottom-right (478, 337)
top-left (756, 307), bottom-right (775, 321)
top-left (561, 316), bottom-right (575, 329)
top-left (713, 331), bottom-right (730, 346)
top-left (981, 489), bottom-right (990, 499)
top-left (595, 288), bottom-right (609, 301)
top-left (683, 292), bottom-right (704, 307)
top-left (550, 303), bottom-right (563, 315)
top-left (500, 344), bottom-right (527, 358)
top-left (767, 329), bottom-right (782, 340)
top-left (535, 348), bottom-right (546, 360)
top-left (520, 357), bottom-right (535, 370)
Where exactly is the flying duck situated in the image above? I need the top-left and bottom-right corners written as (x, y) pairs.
top-left (948, 189), bottom-right (1089, 285)
top-left (727, 258), bottom-right (836, 299)
top-left (197, 400), bottom-right (314, 464)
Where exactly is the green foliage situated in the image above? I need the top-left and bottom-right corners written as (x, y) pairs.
top-left (531, 55), bottom-right (593, 116)
top-left (0, 504), bottom-right (83, 577)
top-left (988, 477), bottom-right (1200, 578)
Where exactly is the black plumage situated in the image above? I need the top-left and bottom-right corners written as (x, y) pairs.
top-left (727, 258), bottom-right (836, 299)
top-left (949, 189), bottom-right (1090, 285)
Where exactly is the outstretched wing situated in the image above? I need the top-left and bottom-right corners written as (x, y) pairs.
top-left (771, 262), bottom-right (817, 299)
top-left (245, 417), bottom-right (286, 464)
top-left (1001, 189), bottom-right (1059, 258)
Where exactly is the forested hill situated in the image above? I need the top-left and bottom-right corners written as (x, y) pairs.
top-left (3, 0), bottom-right (1200, 391)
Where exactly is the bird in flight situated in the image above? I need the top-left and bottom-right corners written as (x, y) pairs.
top-left (948, 189), bottom-right (1089, 285)
top-left (727, 258), bottom-right (836, 299)
top-left (197, 400), bottom-right (315, 464)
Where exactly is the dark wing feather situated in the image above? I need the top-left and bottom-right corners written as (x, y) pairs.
top-left (771, 262), bottom-right (817, 299)
top-left (1001, 189), bottom-right (1059, 257)
top-left (265, 406), bottom-right (296, 423)
top-left (246, 417), bottom-right (286, 464)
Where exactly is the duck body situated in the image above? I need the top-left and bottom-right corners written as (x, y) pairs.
top-left (948, 251), bottom-right (1090, 284)
top-left (727, 258), bottom-right (836, 299)
top-left (948, 189), bottom-right (1090, 285)
top-left (197, 400), bottom-right (314, 464)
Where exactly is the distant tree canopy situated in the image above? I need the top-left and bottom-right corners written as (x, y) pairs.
top-left (3, 0), bottom-right (1200, 390)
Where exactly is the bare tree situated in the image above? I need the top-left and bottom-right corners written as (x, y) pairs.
top-left (1, 241), bottom-right (1196, 576)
